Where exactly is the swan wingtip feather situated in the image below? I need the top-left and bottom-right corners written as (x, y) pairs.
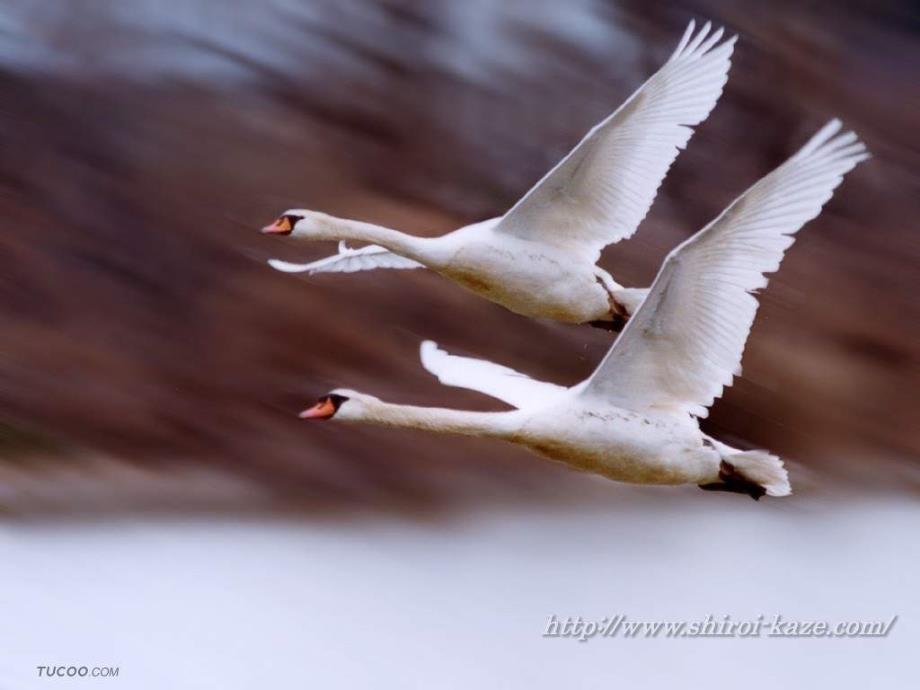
top-left (267, 258), bottom-right (308, 273)
top-left (419, 339), bottom-right (440, 362)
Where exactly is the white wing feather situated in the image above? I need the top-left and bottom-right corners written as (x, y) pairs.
top-left (495, 20), bottom-right (736, 257)
top-left (420, 341), bottom-right (566, 410)
top-left (268, 242), bottom-right (423, 274)
top-left (578, 120), bottom-right (869, 417)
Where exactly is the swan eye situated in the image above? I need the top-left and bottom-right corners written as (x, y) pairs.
top-left (326, 394), bottom-right (349, 410)
top-left (281, 214), bottom-right (303, 228)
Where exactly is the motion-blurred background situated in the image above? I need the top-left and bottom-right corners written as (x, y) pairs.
top-left (1, 1), bottom-right (918, 688)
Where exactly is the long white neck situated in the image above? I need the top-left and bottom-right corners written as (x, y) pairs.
top-left (299, 213), bottom-right (436, 265)
top-left (343, 400), bottom-right (521, 440)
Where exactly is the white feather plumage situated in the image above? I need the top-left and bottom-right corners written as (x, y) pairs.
top-left (419, 341), bottom-right (565, 410)
top-left (268, 241), bottom-right (423, 275)
top-left (496, 20), bottom-right (736, 257)
top-left (579, 119), bottom-right (870, 417)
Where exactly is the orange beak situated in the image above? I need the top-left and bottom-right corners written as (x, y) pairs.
top-left (299, 398), bottom-right (337, 420)
top-left (260, 216), bottom-right (294, 235)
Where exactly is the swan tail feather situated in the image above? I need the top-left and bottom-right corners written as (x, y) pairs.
top-left (724, 450), bottom-right (790, 498)
top-left (700, 439), bottom-right (791, 499)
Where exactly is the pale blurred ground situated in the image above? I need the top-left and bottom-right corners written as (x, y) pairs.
top-left (2, 496), bottom-right (919, 689)
top-left (0, 1), bottom-right (918, 687)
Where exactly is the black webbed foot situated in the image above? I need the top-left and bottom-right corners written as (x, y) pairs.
top-left (698, 461), bottom-right (767, 501)
top-left (588, 314), bottom-right (627, 333)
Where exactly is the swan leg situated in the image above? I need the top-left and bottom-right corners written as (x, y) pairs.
top-left (591, 272), bottom-right (630, 331)
top-left (588, 317), bottom-right (627, 333)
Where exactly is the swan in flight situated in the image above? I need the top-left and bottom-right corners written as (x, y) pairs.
top-left (262, 21), bottom-right (736, 329)
top-left (296, 121), bottom-right (868, 499)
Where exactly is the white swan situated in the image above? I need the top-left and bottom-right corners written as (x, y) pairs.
top-left (262, 21), bottom-right (736, 328)
top-left (297, 121), bottom-right (868, 499)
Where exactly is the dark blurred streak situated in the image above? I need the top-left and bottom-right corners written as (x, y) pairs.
top-left (0, 0), bottom-right (917, 515)
top-left (172, 30), bottom-right (406, 145)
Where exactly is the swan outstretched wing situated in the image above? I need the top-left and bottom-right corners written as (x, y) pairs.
top-left (495, 20), bottom-right (735, 258)
top-left (420, 341), bottom-right (566, 409)
top-left (577, 120), bottom-right (869, 417)
top-left (268, 242), bottom-right (423, 274)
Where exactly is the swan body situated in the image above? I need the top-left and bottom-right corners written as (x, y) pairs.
top-left (300, 121), bottom-right (868, 499)
top-left (513, 395), bottom-right (718, 485)
top-left (435, 220), bottom-right (617, 323)
top-left (263, 20), bottom-right (736, 326)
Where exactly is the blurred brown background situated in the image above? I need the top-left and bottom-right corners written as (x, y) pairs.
top-left (1, 0), bottom-right (918, 512)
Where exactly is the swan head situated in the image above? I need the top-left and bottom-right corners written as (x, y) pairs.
top-left (298, 388), bottom-right (378, 422)
top-left (261, 209), bottom-right (329, 238)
